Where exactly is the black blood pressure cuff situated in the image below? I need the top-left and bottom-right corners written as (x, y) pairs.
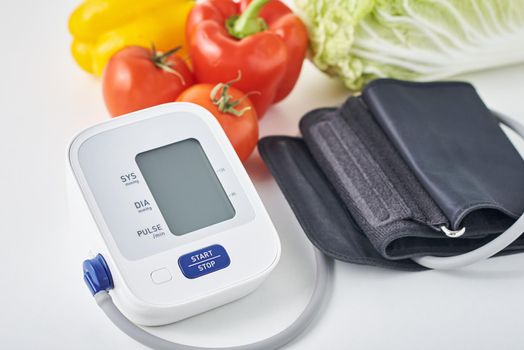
top-left (258, 79), bottom-right (524, 270)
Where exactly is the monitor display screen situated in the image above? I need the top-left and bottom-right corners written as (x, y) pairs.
top-left (136, 138), bottom-right (235, 236)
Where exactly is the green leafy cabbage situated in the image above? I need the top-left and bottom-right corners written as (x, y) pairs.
top-left (295, 0), bottom-right (524, 89)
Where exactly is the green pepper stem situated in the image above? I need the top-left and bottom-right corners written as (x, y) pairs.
top-left (226, 0), bottom-right (269, 39)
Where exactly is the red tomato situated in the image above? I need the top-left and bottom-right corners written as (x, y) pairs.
top-left (103, 46), bottom-right (194, 117)
top-left (176, 81), bottom-right (258, 162)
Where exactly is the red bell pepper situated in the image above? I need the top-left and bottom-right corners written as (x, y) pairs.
top-left (186, 0), bottom-right (308, 118)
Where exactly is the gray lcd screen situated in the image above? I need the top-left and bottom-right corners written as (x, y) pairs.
top-left (136, 138), bottom-right (235, 236)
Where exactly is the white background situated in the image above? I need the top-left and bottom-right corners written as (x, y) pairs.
top-left (1, 1), bottom-right (524, 349)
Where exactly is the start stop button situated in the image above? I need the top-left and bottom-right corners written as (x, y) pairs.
top-left (178, 244), bottom-right (230, 279)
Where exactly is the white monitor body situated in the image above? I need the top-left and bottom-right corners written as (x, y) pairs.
top-left (68, 102), bottom-right (281, 326)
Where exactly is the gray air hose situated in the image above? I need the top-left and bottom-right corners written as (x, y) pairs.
top-left (94, 248), bottom-right (332, 350)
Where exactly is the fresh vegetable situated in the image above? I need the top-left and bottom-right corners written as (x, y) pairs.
top-left (186, 0), bottom-right (308, 118)
top-left (103, 46), bottom-right (194, 117)
top-left (177, 73), bottom-right (259, 162)
top-left (69, 0), bottom-right (194, 76)
top-left (296, 0), bottom-right (524, 90)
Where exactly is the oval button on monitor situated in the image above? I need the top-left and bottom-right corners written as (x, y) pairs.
top-left (178, 245), bottom-right (230, 279)
top-left (150, 268), bottom-right (172, 284)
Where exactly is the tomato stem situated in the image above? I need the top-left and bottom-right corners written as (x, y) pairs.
top-left (210, 71), bottom-right (258, 117)
top-left (226, 0), bottom-right (269, 39)
top-left (151, 45), bottom-right (186, 85)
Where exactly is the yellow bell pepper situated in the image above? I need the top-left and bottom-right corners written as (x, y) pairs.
top-left (69, 0), bottom-right (194, 76)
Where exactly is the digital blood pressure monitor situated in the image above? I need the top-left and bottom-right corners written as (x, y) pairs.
top-left (68, 102), bottom-right (281, 326)
top-left (66, 101), bottom-right (524, 350)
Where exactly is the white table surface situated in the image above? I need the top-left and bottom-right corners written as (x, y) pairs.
top-left (2, 1), bottom-right (524, 349)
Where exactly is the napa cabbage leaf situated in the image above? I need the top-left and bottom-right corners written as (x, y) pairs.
top-left (295, 0), bottom-right (524, 89)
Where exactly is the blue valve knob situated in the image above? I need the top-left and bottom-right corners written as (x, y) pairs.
top-left (83, 254), bottom-right (114, 295)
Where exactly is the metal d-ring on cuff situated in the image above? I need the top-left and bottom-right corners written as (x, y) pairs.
top-left (440, 225), bottom-right (466, 238)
